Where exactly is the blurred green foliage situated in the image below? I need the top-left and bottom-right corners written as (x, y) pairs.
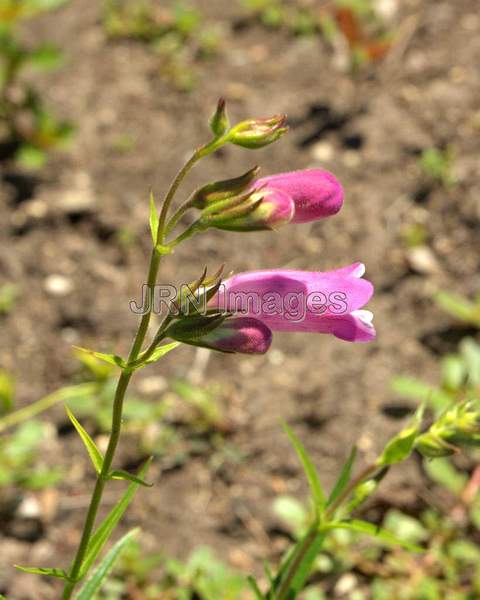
top-left (0, 419), bottom-right (62, 488)
top-left (419, 147), bottom-right (455, 187)
top-left (67, 349), bottom-right (234, 469)
top-left (0, 0), bottom-right (73, 167)
top-left (102, 0), bottom-right (223, 91)
top-left (99, 544), bottom-right (246, 599)
top-left (241, 0), bottom-right (393, 70)
top-left (0, 283), bottom-right (17, 314)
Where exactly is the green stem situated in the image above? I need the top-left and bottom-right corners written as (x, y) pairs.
top-left (274, 463), bottom-right (379, 600)
top-left (61, 142), bottom-right (211, 598)
top-left (164, 197), bottom-right (195, 237)
top-left (325, 463), bottom-right (378, 519)
top-left (275, 526), bottom-right (322, 600)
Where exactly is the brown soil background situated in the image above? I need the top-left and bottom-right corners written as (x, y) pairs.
top-left (1, 0), bottom-right (480, 597)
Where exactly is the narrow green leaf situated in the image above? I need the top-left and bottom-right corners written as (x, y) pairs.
top-left (391, 376), bottom-right (451, 412)
top-left (109, 469), bottom-right (153, 487)
top-left (326, 519), bottom-right (424, 553)
top-left (14, 565), bottom-right (68, 579)
top-left (149, 192), bottom-right (159, 245)
top-left (326, 446), bottom-right (357, 508)
top-left (142, 342), bottom-right (181, 366)
top-left (283, 423), bottom-right (325, 511)
top-left (78, 458), bottom-right (152, 579)
top-left (76, 528), bottom-right (139, 600)
top-left (435, 291), bottom-right (479, 325)
top-left (73, 346), bottom-right (126, 369)
top-left (66, 406), bottom-right (103, 474)
top-left (247, 576), bottom-right (266, 600)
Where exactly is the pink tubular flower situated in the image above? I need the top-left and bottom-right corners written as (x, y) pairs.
top-left (253, 168), bottom-right (344, 224)
top-left (193, 317), bottom-right (272, 354)
top-left (210, 262), bottom-right (375, 343)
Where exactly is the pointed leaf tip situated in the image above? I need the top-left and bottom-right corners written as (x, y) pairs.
top-left (283, 422), bottom-right (326, 512)
top-left (149, 191), bottom-right (159, 245)
top-left (66, 405), bottom-right (104, 474)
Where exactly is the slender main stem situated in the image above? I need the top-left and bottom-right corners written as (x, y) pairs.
top-left (275, 526), bottom-right (321, 600)
top-left (62, 146), bottom-right (206, 598)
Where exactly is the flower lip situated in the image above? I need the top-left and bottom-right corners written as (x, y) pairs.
top-left (209, 264), bottom-right (375, 343)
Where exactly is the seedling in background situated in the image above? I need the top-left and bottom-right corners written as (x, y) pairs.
top-left (0, 283), bottom-right (17, 314)
top-left (102, 0), bottom-right (223, 92)
top-left (241, 0), bottom-right (394, 70)
top-left (0, 0), bottom-right (74, 167)
top-left (419, 146), bottom-right (455, 187)
top-left (0, 420), bottom-right (62, 489)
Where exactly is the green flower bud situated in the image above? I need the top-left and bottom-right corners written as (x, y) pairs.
top-left (415, 433), bottom-right (458, 458)
top-left (209, 97), bottom-right (230, 137)
top-left (228, 114), bottom-right (288, 149)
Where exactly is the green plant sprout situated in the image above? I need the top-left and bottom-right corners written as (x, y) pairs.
top-left (0, 0), bottom-right (74, 167)
top-left (419, 147), bottom-right (455, 188)
top-left (102, 0), bottom-right (223, 92)
top-left (0, 283), bottom-right (17, 314)
top-left (241, 0), bottom-right (393, 70)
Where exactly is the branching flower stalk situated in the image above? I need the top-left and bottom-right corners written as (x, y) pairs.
top-left (62, 128), bottom-right (227, 599)
top-left (60, 101), bottom-right (292, 598)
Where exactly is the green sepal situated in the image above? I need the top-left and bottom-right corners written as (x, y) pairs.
top-left (14, 565), bottom-right (69, 580)
top-left (73, 347), bottom-right (127, 370)
top-left (108, 469), bottom-right (153, 487)
top-left (66, 406), bottom-right (103, 474)
top-left (149, 191), bottom-right (159, 245)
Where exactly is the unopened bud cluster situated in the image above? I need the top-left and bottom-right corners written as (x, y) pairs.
top-left (416, 401), bottom-right (480, 458)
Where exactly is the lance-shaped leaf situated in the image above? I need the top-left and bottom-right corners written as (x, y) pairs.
top-left (326, 446), bottom-right (357, 508)
top-left (73, 347), bottom-right (127, 370)
top-left (283, 423), bottom-right (325, 512)
top-left (75, 529), bottom-right (139, 600)
top-left (149, 191), bottom-right (159, 244)
top-left (77, 458), bottom-right (152, 579)
top-left (326, 519), bottom-right (424, 553)
top-left (108, 469), bottom-right (153, 487)
top-left (66, 406), bottom-right (103, 474)
top-left (141, 341), bottom-right (180, 366)
top-left (14, 566), bottom-right (69, 580)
